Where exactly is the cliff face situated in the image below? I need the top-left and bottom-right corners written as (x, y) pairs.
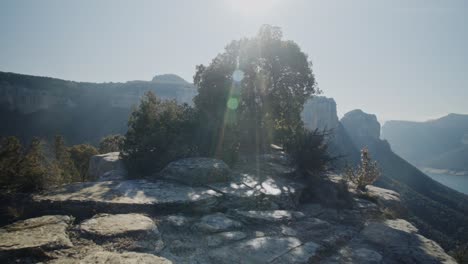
top-left (0, 72), bottom-right (196, 144)
top-left (302, 96), bottom-right (339, 131)
top-left (341, 109), bottom-right (468, 250)
top-left (301, 99), bottom-right (468, 250)
top-left (341, 109), bottom-right (381, 148)
top-left (0, 72), bottom-right (196, 114)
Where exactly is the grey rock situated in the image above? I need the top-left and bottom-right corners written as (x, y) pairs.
top-left (302, 96), bottom-right (339, 131)
top-left (88, 152), bottom-right (127, 181)
top-left (280, 225), bottom-right (298, 236)
top-left (271, 241), bottom-right (320, 263)
top-left (49, 250), bottom-right (172, 264)
top-left (361, 219), bottom-right (457, 263)
top-left (0, 215), bottom-right (73, 253)
top-left (165, 215), bottom-right (191, 228)
top-left (324, 247), bottom-right (382, 264)
top-left (365, 185), bottom-right (405, 216)
top-left (233, 210), bottom-right (305, 224)
top-left (341, 109), bottom-right (381, 149)
top-left (193, 213), bottom-right (242, 233)
top-left (209, 237), bottom-right (318, 264)
top-left (206, 231), bottom-right (247, 247)
top-left (79, 213), bottom-right (158, 237)
top-left (32, 180), bottom-right (221, 215)
top-left (160, 158), bottom-right (231, 185)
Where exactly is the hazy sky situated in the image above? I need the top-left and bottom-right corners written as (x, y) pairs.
top-left (1, 0), bottom-right (467, 122)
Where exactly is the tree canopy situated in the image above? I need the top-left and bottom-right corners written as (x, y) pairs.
top-left (194, 25), bottom-right (318, 157)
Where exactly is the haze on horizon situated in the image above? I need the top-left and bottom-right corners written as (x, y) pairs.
top-left (1, 0), bottom-right (467, 122)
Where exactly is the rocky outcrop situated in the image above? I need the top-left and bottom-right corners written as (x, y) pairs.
top-left (341, 109), bottom-right (381, 149)
top-left (49, 251), bottom-right (173, 264)
top-left (31, 180), bottom-right (221, 216)
top-left (302, 96), bottom-right (339, 131)
top-left (0, 215), bottom-right (73, 258)
top-left (79, 213), bottom-right (158, 237)
top-left (88, 152), bottom-right (127, 181)
top-left (159, 158), bottom-right (231, 186)
top-left (5, 154), bottom-right (456, 263)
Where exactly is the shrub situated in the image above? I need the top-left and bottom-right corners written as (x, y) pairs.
top-left (98, 134), bottom-right (124, 154)
top-left (68, 144), bottom-right (99, 181)
top-left (284, 128), bottom-right (334, 175)
top-left (121, 91), bottom-right (198, 176)
top-left (345, 147), bottom-right (381, 191)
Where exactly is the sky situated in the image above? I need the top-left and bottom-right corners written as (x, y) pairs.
top-left (1, 0), bottom-right (467, 123)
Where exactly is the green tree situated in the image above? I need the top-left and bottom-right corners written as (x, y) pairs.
top-left (99, 134), bottom-right (125, 154)
top-left (0, 136), bottom-right (23, 190)
top-left (121, 91), bottom-right (197, 176)
top-left (69, 144), bottom-right (99, 181)
top-left (19, 137), bottom-right (47, 191)
top-left (54, 135), bottom-right (79, 182)
top-left (194, 25), bottom-right (318, 158)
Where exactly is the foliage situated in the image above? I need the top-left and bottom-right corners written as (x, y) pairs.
top-left (0, 135), bottom-right (99, 193)
top-left (16, 137), bottom-right (48, 191)
top-left (69, 144), bottom-right (99, 181)
top-left (98, 134), bottom-right (124, 154)
top-left (284, 128), bottom-right (334, 175)
top-left (54, 135), bottom-right (79, 182)
top-left (121, 91), bottom-right (198, 176)
top-left (194, 25), bottom-right (318, 159)
top-left (0, 136), bottom-right (23, 188)
top-left (345, 148), bottom-right (381, 191)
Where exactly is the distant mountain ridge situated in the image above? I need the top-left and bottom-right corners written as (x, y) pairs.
top-left (0, 71), bottom-right (196, 144)
top-left (382, 113), bottom-right (468, 173)
top-left (303, 98), bottom-right (468, 250)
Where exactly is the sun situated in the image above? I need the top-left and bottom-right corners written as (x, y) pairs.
top-left (226, 0), bottom-right (281, 17)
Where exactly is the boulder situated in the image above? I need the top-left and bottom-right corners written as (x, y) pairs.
top-left (160, 158), bottom-right (231, 185)
top-left (365, 185), bottom-right (405, 216)
top-left (193, 213), bottom-right (242, 233)
top-left (0, 215), bottom-right (73, 254)
top-left (79, 213), bottom-right (158, 237)
top-left (49, 251), bottom-right (172, 264)
top-left (88, 152), bottom-right (127, 181)
top-left (361, 219), bottom-right (457, 263)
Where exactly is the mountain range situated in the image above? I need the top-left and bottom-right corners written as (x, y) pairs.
top-left (1, 72), bottom-right (467, 250)
top-left (0, 71), bottom-right (195, 144)
top-left (382, 113), bottom-right (468, 174)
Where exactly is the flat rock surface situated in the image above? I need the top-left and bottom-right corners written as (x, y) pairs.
top-left (0, 215), bottom-right (73, 252)
top-left (209, 237), bottom-right (318, 264)
top-left (160, 158), bottom-right (231, 185)
top-left (79, 213), bottom-right (158, 237)
top-left (49, 251), bottom-right (172, 264)
top-left (32, 180), bottom-right (221, 214)
top-left (232, 210), bottom-right (305, 223)
top-left (193, 213), bottom-right (242, 233)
